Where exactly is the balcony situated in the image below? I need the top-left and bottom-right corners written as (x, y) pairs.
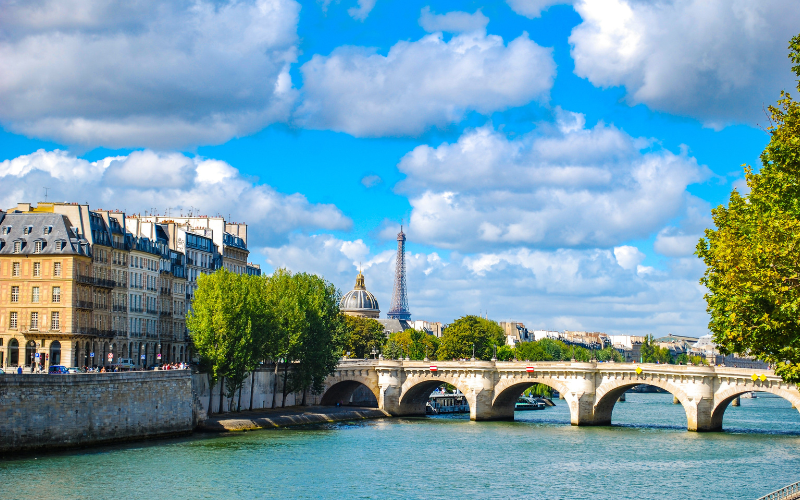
top-left (146, 308), bottom-right (158, 314)
top-left (76, 275), bottom-right (95, 285)
top-left (72, 328), bottom-right (115, 338)
top-left (129, 306), bottom-right (143, 313)
top-left (159, 310), bottom-right (172, 317)
top-left (95, 278), bottom-right (115, 288)
top-left (76, 300), bottom-right (94, 310)
top-left (160, 288), bottom-right (173, 296)
top-left (112, 305), bottom-right (126, 312)
top-left (94, 303), bottom-right (109, 311)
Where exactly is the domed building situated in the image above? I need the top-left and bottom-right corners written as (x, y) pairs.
top-left (340, 271), bottom-right (380, 319)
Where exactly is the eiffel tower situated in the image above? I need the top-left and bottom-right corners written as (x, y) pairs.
top-left (387, 225), bottom-right (411, 320)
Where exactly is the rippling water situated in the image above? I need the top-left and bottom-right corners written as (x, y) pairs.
top-left (3, 393), bottom-right (799, 500)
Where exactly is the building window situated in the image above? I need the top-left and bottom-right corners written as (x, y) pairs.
top-left (9, 312), bottom-right (17, 329)
top-left (34, 241), bottom-right (43, 253)
top-left (54, 262), bottom-right (62, 276)
top-left (13, 241), bottom-right (21, 253)
top-left (33, 262), bottom-right (41, 277)
top-left (11, 286), bottom-right (19, 303)
top-left (30, 312), bottom-right (39, 330)
top-left (32, 287), bottom-right (40, 303)
top-left (51, 312), bottom-right (60, 330)
top-left (23, 226), bottom-right (30, 235)
top-left (1, 226), bottom-right (10, 235)
top-left (51, 286), bottom-right (61, 303)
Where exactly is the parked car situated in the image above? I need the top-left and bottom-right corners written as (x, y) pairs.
top-left (67, 367), bottom-right (82, 374)
top-left (48, 365), bottom-right (69, 374)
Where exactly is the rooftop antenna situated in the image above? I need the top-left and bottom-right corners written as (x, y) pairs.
top-left (43, 187), bottom-right (50, 202)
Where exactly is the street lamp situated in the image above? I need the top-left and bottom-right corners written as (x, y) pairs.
top-left (492, 344), bottom-right (497, 362)
top-left (471, 343), bottom-right (475, 361)
top-left (371, 347), bottom-right (377, 360)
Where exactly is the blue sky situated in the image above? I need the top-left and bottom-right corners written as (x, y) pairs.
top-left (1, 0), bottom-right (798, 336)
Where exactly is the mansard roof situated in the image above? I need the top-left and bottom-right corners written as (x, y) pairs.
top-left (0, 212), bottom-right (90, 256)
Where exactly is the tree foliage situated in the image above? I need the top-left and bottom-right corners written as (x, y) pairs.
top-left (697, 35), bottom-right (800, 382)
top-left (340, 315), bottom-right (386, 358)
top-left (512, 338), bottom-right (618, 362)
top-left (437, 316), bottom-right (505, 361)
top-left (639, 335), bottom-right (672, 364)
top-left (385, 329), bottom-right (439, 360)
top-left (186, 269), bottom-right (271, 411)
top-left (188, 267), bottom-right (343, 411)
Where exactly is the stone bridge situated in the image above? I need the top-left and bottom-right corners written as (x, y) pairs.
top-left (320, 359), bottom-right (800, 431)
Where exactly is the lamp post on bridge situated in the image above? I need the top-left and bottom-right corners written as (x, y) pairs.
top-left (471, 343), bottom-right (475, 361)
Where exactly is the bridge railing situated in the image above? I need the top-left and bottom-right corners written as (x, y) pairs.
top-left (757, 481), bottom-right (800, 500)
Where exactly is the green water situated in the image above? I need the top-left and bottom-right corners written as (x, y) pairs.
top-left (2, 393), bottom-right (799, 500)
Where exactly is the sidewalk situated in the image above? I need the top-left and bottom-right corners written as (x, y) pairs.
top-left (197, 406), bottom-right (390, 432)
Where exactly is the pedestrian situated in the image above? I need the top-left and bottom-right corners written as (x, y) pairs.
top-left (30, 363), bottom-right (34, 374)
top-left (17, 366), bottom-right (22, 375)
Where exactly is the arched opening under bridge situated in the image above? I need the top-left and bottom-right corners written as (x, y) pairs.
top-left (491, 379), bottom-right (568, 422)
top-left (593, 382), bottom-right (691, 429)
top-left (320, 381), bottom-right (378, 407)
top-left (397, 379), bottom-right (471, 417)
top-left (710, 386), bottom-right (800, 431)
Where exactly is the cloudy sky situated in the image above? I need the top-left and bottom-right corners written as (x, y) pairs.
top-left (2, 0), bottom-right (798, 336)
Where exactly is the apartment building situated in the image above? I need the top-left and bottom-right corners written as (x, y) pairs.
top-left (1, 202), bottom-right (254, 370)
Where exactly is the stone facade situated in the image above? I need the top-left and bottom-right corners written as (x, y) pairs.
top-left (0, 371), bottom-right (193, 453)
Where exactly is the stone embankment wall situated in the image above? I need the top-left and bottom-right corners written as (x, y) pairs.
top-left (192, 366), bottom-right (325, 414)
top-left (0, 371), bottom-right (193, 453)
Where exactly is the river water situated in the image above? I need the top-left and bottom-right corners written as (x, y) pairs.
top-left (3, 393), bottom-right (800, 500)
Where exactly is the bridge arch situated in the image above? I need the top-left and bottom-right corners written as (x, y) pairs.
top-left (491, 376), bottom-right (571, 421)
top-left (593, 377), bottom-right (693, 428)
top-left (320, 369), bottom-right (380, 407)
top-left (710, 383), bottom-right (800, 430)
top-left (398, 372), bottom-right (474, 417)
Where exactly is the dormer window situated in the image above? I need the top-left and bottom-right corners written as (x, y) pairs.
top-left (13, 241), bottom-right (21, 253)
top-left (55, 240), bottom-right (65, 251)
top-left (23, 226), bottom-right (33, 235)
top-left (34, 240), bottom-right (43, 253)
top-left (1, 226), bottom-right (10, 235)
top-left (43, 226), bottom-right (52, 234)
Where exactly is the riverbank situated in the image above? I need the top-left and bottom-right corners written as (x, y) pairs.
top-left (197, 406), bottom-right (390, 432)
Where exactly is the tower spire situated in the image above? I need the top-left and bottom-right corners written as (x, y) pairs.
top-left (388, 224), bottom-right (411, 320)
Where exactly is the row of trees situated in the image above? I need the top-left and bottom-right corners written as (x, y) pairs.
top-left (187, 268), bottom-right (341, 412)
top-left (342, 315), bottom-right (625, 363)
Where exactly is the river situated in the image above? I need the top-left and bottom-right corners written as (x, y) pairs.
top-left (2, 392), bottom-right (799, 499)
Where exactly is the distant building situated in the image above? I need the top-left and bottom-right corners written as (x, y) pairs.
top-left (340, 271), bottom-right (380, 319)
top-left (500, 321), bottom-right (532, 346)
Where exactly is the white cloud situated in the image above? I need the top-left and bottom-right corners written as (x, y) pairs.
top-left (506, 0), bottom-right (572, 19)
top-left (569, 0), bottom-right (800, 127)
top-left (0, 0), bottom-right (300, 149)
top-left (393, 115), bottom-right (708, 251)
top-left (296, 31), bottom-right (555, 137)
top-left (0, 149), bottom-right (350, 246)
top-left (613, 245), bottom-right (645, 270)
top-left (361, 174), bottom-right (383, 188)
top-left (348, 0), bottom-right (376, 20)
top-left (263, 234), bottom-right (709, 337)
top-left (419, 7), bottom-right (489, 33)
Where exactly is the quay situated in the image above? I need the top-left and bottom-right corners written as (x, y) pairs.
top-left (197, 406), bottom-right (389, 432)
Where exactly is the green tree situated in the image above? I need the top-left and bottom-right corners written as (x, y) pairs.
top-left (385, 329), bottom-right (439, 360)
top-left (514, 341), bottom-right (549, 361)
top-left (340, 315), bottom-right (385, 358)
top-left (437, 316), bottom-right (505, 361)
top-left (284, 272), bottom-right (343, 405)
top-left (187, 269), bottom-right (270, 412)
top-left (496, 344), bottom-right (514, 361)
top-left (596, 346), bottom-right (624, 363)
top-left (640, 335), bottom-right (673, 364)
top-left (697, 35), bottom-right (800, 382)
